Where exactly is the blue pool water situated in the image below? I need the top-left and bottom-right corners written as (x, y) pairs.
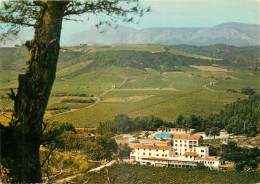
top-left (156, 133), bottom-right (175, 139)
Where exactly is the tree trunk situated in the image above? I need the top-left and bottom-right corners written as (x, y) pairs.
top-left (9, 1), bottom-right (68, 182)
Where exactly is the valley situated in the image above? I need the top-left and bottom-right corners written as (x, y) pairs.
top-left (0, 44), bottom-right (259, 128)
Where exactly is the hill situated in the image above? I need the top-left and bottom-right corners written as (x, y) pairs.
top-left (1, 23), bottom-right (260, 47)
top-left (170, 44), bottom-right (260, 68)
top-left (69, 22), bottom-right (260, 46)
top-left (0, 44), bottom-right (259, 127)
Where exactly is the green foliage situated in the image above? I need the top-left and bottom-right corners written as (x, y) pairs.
top-left (1, 45), bottom-right (258, 128)
top-left (60, 98), bottom-right (95, 103)
top-left (73, 164), bottom-right (260, 183)
top-left (97, 114), bottom-right (172, 134)
top-left (174, 95), bottom-right (259, 137)
top-left (85, 134), bottom-right (117, 161)
top-left (221, 142), bottom-right (260, 171)
top-left (118, 144), bottom-right (132, 159)
top-left (241, 87), bottom-right (255, 96)
top-left (170, 44), bottom-right (260, 68)
top-left (205, 127), bottom-right (220, 139)
top-left (42, 121), bottom-right (80, 151)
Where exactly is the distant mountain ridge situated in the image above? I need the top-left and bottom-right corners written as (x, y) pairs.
top-left (0, 22), bottom-right (259, 47)
top-left (69, 22), bottom-right (260, 46)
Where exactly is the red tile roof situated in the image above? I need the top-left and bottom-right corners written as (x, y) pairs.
top-left (183, 152), bottom-right (199, 157)
top-left (134, 144), bottom-right (170, 150)
top-left (219, 162), bottom-right (235, 168)
top-left (173, 134), bottom-right (202, 140)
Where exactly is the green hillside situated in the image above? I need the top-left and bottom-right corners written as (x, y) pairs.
top-left (0, 44), bottom-right (259, 127)
top-left (170, 44), bottom-right (260, 68)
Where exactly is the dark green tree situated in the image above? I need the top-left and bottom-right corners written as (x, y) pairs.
top-left (241, 87), bottom-right (255, 96)
top-left (88, 134), bottom-right (118, 161)
top-left (0, 1), bottom-right (148, 182)
top-left (210, 127), bottom-right (220, 139)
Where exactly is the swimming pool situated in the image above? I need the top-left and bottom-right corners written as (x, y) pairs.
top-left (155, 133), bottom-right (175, 139)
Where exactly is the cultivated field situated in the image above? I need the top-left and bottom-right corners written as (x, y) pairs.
top-left (0, 45), bottom-right (259, 128)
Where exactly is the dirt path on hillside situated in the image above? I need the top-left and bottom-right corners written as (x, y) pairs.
top-left (54, 160), bottom-right (117, 183)
top-left (203, 84), bottom-right (214, 91)
top-left (45, 89), bottom-right (109, 118)
top-left (46, 76), bottom-right (130, 118)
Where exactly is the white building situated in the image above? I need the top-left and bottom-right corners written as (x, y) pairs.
top-left (130, 134), bottom-right (221, 169)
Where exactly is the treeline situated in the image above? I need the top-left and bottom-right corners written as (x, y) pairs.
top-left (97, 114), bottom-right (173, 135)
top-left (51, 92), bottom-right (94, 97)
top-left (60, 99), bottom-right (95, 103)
top-left (221, 142), bottom-right (260, 171)
top-left (170, 44), bottom-right (260, 68)
top-left (97, 94), bottom-right (259, 137)
top-left (174, 94), bottom-right (259, 137)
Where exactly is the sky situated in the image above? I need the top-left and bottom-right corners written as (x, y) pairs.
top-left (0, 0), bottom-right (259, 40)
top-left (61, 0), bottom-right (260, 36)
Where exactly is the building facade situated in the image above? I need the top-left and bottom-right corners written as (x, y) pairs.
top-left (130, 133), bottom-right (221, 169)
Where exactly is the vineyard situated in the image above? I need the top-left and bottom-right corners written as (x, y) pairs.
top-left (72, 164), bottom-right (260, 183)
top-left (0, 45), bottom-right (259, 128)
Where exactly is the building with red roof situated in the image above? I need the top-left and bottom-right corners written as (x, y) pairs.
top-left (130, 133), bottom-right (222, 169)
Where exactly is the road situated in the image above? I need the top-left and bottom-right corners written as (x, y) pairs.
top-left (54, 160), bottom-right (116, 183)
top-left (88, 160), bottom-right (117, 173)
top-left (46, 88), bottom-right (110, 118)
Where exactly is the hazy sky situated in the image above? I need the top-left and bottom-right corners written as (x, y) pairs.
top-left (61, 0), bottom-right (260, 36)
top-left (0, 0), bottom-right (259, 39)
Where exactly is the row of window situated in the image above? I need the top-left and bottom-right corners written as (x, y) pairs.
top-left (199, 161), bottom-right (215, 165)
top-left (174, 140), bottom-right (197, 144)
top-left (137, 148), bottom-right (166, 152)
top-left (185, 156), bottom-right (194, 158)
top-left (138, 152), bottom-right (168, 157)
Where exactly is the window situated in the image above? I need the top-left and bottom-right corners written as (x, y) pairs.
top-left (163, 150), bottom-right (165, 152)
top-left (184, 141), bottom-right (187, 143)
top-left (149, 153), bottom-right (151, 156)
top-left (185, 149), bottom-right (187, 151)
top-left (165, 155), bottom-right (167, 157)
top-left (175, 140), bottom-right (177, 142)
top-left (156, 154), bottom-right (159, 156)
top-left (190, 156), bottom-right (192, 158)
top-left (175, 144), bottom-right (177, 147)
top-left (180, 140), bottom-right (182, 143)
top-left (143, 153), bottom-right (145, 156)
top-left (185, 156), bottom-right (188, 158)
top-left (144, 149), bottom-right (146, 151)
top-left (180, 144), bottom-right (182, 147)
top-left (201, 150), bottom-right (204, 152)
top-left (156, 150), bottom-right (158, 152)
top-left (149, 149), bottom-right (151, 151)
top-left (184, 144), bottom-right (187, 147)
top-left (162, 155), bottom-right (164, 157)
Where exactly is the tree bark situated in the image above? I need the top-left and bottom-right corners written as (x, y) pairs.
top-left (9, 1), bottom-right (69, 182)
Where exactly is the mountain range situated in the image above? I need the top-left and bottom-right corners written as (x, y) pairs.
top-left (1, 22), bottom-right (259, 47)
